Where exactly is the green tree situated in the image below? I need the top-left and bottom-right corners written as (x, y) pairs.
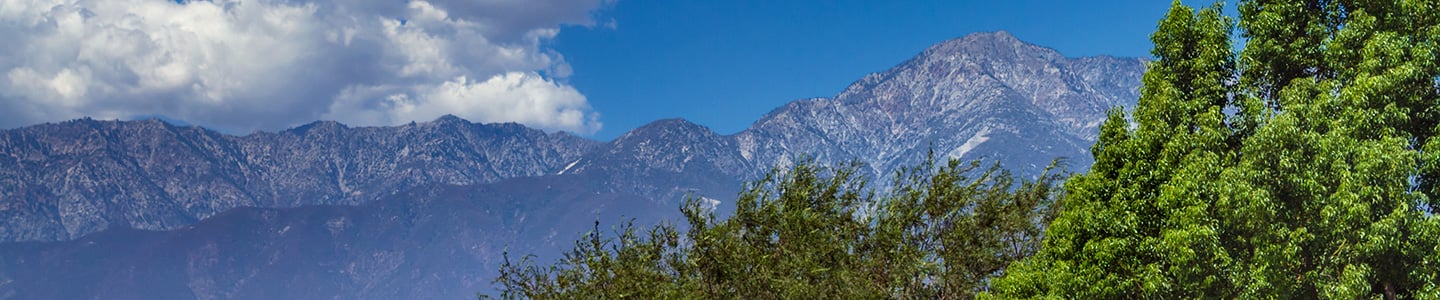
top-left (488, 157), bottom-right (1065, 299)
top-left (991, 0), bottom-right (1440, 298)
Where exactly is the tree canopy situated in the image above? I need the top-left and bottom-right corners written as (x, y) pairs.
top-left (990, 0), bottom-right (1440, 298)
top-left (488, 158), bottom-right (1064, 299)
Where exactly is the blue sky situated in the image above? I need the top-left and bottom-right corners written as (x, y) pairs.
top-left (560, 0), bottom-right (1221, 139)
top-left (0, 0), bottom-right (1223, 139)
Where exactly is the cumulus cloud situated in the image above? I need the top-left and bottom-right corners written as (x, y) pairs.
top-left (0, 0), bottom-right (607, 134)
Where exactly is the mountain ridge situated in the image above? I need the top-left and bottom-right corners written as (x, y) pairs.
top-left (0, 31), bottom-right (1145, 243)
top-left (0, 31), bottom-right (1150, 299)
top-left (0, 116), bottom-right (598, 241)
top-left (736, 31), bottom-right (1144, 182)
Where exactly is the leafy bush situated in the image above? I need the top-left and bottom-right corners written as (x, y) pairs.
top-left (489, 157), bottom-right (1064, 299)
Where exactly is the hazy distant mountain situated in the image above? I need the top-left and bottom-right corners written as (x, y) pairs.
top-left (0, 31), bottom-right (1146, 299)
top-left (0, 175), bottom-right (673, 299)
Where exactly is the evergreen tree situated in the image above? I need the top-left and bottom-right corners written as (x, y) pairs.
top-left (991, 0), bottom-right (1440, 298)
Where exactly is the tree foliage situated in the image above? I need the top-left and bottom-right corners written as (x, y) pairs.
top-left (488, 157), bottom-right (1065, 299)
top-left (990, 0), bottom-right (1440, 298)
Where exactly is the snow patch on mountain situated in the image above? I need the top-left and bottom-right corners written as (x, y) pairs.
top-left (950, 127), bottom-right (992, 159)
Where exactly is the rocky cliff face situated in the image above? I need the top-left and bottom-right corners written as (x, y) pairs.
top-left (566, 118), bottom-right (751, 205)
top-left (0, 31), bottom-right (1148, 299)
top-left (737, 31), bottom-right (1144, 181)
top-left (0, 116), bottom-right (597, 241)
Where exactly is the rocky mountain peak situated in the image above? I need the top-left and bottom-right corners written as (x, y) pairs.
top-left (641, 117), bottom-right (703, 129)
top-left (133, 117), bottom-right (173, 128)
top-left (741, 32), bottom-right (1146, 183)
top-left (618, 118), bottom-right (711, 139)
top-left (919, 31), bottom-right (1065, 67)
top-left (951, 30), bottom-right (1022, 48)
top-left (428, 114), bottom-right (470, 127)
top-left (556, 118), bottom-right (746, 205)
top-left (839, 31), bottom-right (1069, 104)
top-left (284, 120), bottom-right (348, 136)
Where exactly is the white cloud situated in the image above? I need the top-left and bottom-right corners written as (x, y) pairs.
top-left (0, 0), bottom-right (608, 134)
top-left (325, 72), bottom-right (598, 133)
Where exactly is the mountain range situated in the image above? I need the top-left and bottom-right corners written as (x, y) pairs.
top-left (0, 31), bottom-right (1146, 299)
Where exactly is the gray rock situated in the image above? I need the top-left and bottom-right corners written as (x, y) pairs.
top-left (0, 116), bottom-right (598, 241)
